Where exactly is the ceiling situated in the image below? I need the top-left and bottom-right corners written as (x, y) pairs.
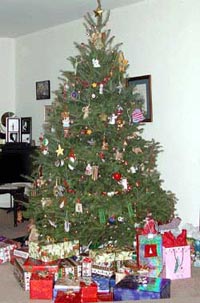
top-left (0, 0), bottom-right (144, 38)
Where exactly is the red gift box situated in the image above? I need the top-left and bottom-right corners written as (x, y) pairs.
top-left (30, 272), bottom-right (54, 299)
top-left (24, 257), bottom-right (59, 277)
top-left (97, 292), bottom-right (113, 301)
top-left (54, 290), bottom-right (81, 303)
top-left (80, 280), bottom-right (97, 302)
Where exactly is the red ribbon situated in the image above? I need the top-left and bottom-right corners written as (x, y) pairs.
top-left (162, 229), bottom-right (187, 247)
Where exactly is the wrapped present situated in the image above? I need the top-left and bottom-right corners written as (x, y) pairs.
top-left (0, 239), bottom-right (18, 264)
top-left (194, 240), bottom-right (200, 267)
top-left (28, 240), bottom-right (79, 262)
top-left (54, 290), bottom-right (81, 303)
top-left (30, 271), bottom-right (54, 299)
top-left (92, 263), bottom-right (114, 277)
top-left (13, 257), bottom-right (31, 291)
top-left (89, 248), bottom-right (133, 264)
top-left (23, 257), bottom-right (60, 279)
top-left (162, 229), bottom-right (191, 279)
top-left (82, 257), bottom-right (92, 277)
top-left (53, 277), bottom-right (80, 299)
top-left (97, 292), bottom-right (113, 301)
top-left (12, 247), bottom-right (29, 259)
top-left (80, 280), bottom-right (98, 302)
top-left (58, 257), bottom-right (82, 279)
top-left (113, 275), bottom-right (170, 301)
top-left (137, 234), bottom-right (163, 276)
top-left (92, 274), bottom-right (110, 293)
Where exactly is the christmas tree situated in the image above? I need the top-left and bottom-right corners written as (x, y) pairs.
top-left (25, 0), bottom-right (176, 248)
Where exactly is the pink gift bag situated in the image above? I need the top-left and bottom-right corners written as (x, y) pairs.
top-left (162, 245), bottom-right (191, 280)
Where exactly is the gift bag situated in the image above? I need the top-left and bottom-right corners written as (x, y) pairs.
top-left (137, 234), bottom-right (163, 275)
top-left (162, 229), bottom-right (191, 279)
top-left (162, 245), bottom-right (191, 279)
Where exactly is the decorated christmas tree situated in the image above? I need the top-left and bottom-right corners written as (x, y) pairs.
top-left (25, 0), bottom-right (177, 248)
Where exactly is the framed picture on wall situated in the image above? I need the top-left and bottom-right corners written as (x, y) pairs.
top-left (6, 117), bottom-right (20, 143)
top-left (127, 75), bottom-right (152, 122)
top-left (36, 80), bottom-right (50, 100)
top-left (21, 117), bottom-right (32, 144)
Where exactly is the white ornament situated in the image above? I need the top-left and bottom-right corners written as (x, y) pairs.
top-left (68, 157), bottom-right (75, 170)
top-left (108, 113), bottom-right (118, 125)
top-left (85, 163), bottom-right (92, 175)
top-left (92, 58), bottom-right (100, 68)
top-left (99, 83), bottom-right (103, 94)
top-left (119, 178), bottom-right (128, 190)
top-left (64, 220), bottom-right (71, 232)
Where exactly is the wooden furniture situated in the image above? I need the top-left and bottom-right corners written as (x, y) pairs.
top-left (0, 143), bottom-right (35, 226)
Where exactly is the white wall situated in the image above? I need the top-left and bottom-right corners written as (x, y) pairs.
top-left (15, 0), bottom-right (200, 226)
top-left (0, 38), bottom-right (15, 120)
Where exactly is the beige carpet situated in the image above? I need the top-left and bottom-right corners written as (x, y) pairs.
top-left (0, 209), bottom-right (200, 302)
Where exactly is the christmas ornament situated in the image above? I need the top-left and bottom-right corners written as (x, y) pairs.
top-left (91, 93), bottom-right (96, 99)
top-left (64, 220), bottom-right (71, 232)
top-left (68, 149), bottom-right (76, 170)
top-left (82, 104), bottom-right (91, 119)
top-left (99, 112), bottom-right (107, 121)
top-left (118, 51), bottom-right (128, 72)
top-left (61, 111), bottom-right (70, 137)
top-left (90, 32), bottom-right (105, 49)
top-left (112, 172), bottom-right (122, 182)
top-left (56, 144), bottom-right (64, 156)
top-left (85, 163), bottom-right (93, 175)
top-left (114, 149), bottom-right (123, 161)
top-left (71, 91), bottom-right (79, 99)
top-left (99, 83), bottom-right (103, 94)
top-left (108, 216), bottom-right (116, 224)
top-left (116, 104), bottom-right (123, 116)
top-left (99, 209), bottom-right (106, 224)
top-left (131, 108), bottom-right (145, 123)
top-left (85, 127), bottom-right (92, 135)
top-left (116, 117), bottom-right (125, 129)
top-left (41, 198), bottom-right (52, 208)
top-left (92, 82), bottom-right (97, 88)
top-left (75, 199), bottom-right (83, 213)
top-left (108, 113), bottom-right (118, 125)
top-left (118, 216), bottom-right (124, 223)
top-left (92, 165), bottom-right (99, 181)
top-left (101, 136), bottom-right (109, 150)
top-left (132, 147), bottom-right (143, 154)
top-left (59, 197), bottom-right (67, 208)
top-left (129, 166), bottom-right (137, 173)
top-left (119, 178), bottom-right (128, 191)
top-left (92, 58), bottom-right (100, 68)
top-left (94, 1), bottom-right (103, 17)
top-left (48, 219), bottom-right (57, 228)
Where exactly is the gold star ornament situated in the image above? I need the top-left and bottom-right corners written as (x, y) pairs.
top-left (94, 5), bottom-right (103, 17)
top-left (56, 144), bottom-right (64, 156)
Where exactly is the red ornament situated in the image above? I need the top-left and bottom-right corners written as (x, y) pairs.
top-left (112, 172), bottom-right (122, 181)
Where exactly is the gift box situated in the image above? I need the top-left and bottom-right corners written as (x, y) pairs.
top-left (137, 234), bottom-right (163, 276)
top-left (162, 229), bottom-right (191, 279)
top-left (30, 271), bottom-right (54, 299)
top-left (97, 292), bottom-right (113, 301)
top-left (58, 257), bottom-right (82, 279)
top-left (13, 257), bottom-right (31, 291)
top-left (80, 280), bottom-right (98, 302)
top-left (92, 274), bottom-right (110, 293)
top-left (54, 290), bottom-right (81, 303)
top-left (53, 277), bottom-right (80, 299)
top-left (28, 240), bottom-right (79, 262)
top-left (113, 275), bottom-right (170, 301)
top-left (23, 257), bottom-right (60, 278)
top-left (0, 239), bottom-right (18, 264)
top-left (92, 263), bottom-right (114, 277)
top-left (89, 248), bottom-right (133, 264)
